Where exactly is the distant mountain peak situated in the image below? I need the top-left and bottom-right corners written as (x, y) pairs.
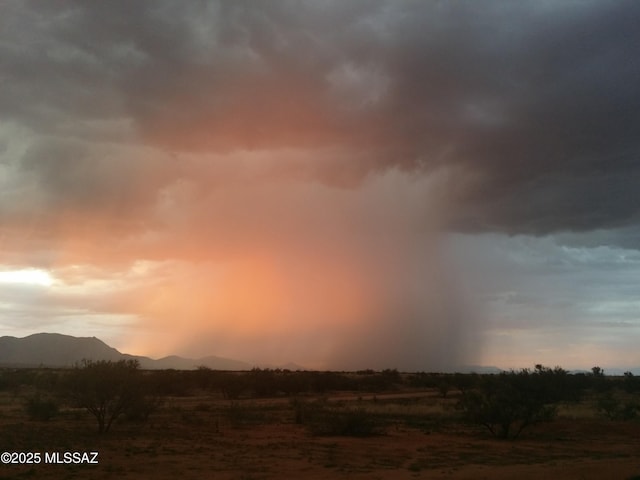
top-left (0, 333), bottom-right (250, 370)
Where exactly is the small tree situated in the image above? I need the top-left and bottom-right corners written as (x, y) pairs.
top-left (458, 369), bottom-right (558, 439)
top-left (68, 359), bottom-right (143, 433)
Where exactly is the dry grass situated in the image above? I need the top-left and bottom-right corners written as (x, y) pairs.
top-left (0, 387), bottom-right (639, 479)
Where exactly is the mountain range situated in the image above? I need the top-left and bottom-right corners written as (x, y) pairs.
top-left (0, 333), bottom-right (253, 370)
top-left (3, 333), bottom-right (634, 374)
top-left (0, 333), bottom-right (496, 372)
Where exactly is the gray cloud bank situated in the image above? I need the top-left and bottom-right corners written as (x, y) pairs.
top-left (1, 0), bottom-right (639, 238)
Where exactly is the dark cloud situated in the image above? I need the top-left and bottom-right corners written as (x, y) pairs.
top-left (19, 138), bottom-right (178, 213)
top-left (2, 1), bottom-right (639, 238)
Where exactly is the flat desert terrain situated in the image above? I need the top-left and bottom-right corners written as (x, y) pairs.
top-left (1, 372), bottom-right (639, 480)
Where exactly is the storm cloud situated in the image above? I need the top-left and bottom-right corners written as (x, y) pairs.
top-left (2, 1), bottom-right (639, 235)
top-left (1, 1), bottom-right (639, 369)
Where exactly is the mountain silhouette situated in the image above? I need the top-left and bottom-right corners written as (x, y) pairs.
top-left (0, 333), bottom-right (251, 370)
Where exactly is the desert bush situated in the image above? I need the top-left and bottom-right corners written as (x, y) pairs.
top-left (124, 394), bottom-right (163, 422)
top-left (290, 397), bottom-right (331, 424)
top-left (146, 369), bottom-right (194, 396)
top-left (596, 391), bottom-right (639, 420)
top-left (310, 406), bottom-right (381, 436)
top-left (278, 371), bottom-right (309, 396)
top-left (24, 393), bottom-right (59, 421)
top-left (33, 370), bottom-right (61, 390)
top-left (458, 368), bottom-right (559, 439)
top-left (224, 401), bottom-right (266, 427)
top-left (407, 372), bottom-right (437, 389)
top-left (218, 373), bottom-right (248, 399)
top-left (451, 372), bottom-right (480, 394)
top-left (306, 371), bottom-right (355, 393)
top-left (355, 370), bottom-right (399, 392)
top-left (530, 364), bottom-right (585, 403)
top-left (623, 371), bottom-right (640, 394)
top-left (587, 366), bottom-right (615, 393)
top-left (248, 368), bottom-right (278, 397)
top-left (437, 379), bottom-right (451, 398)
top-left (66, 359), bottom-right (149, 433)
top-left (293, 399), bottom-right (383, 436)
top-left (0, 369), bottom-right (37, 393)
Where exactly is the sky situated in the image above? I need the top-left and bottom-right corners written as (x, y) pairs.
top-left (1, 1), bottom-right (639, 371)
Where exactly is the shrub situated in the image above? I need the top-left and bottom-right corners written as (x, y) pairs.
top-left (293, 399), bottom-right (383, 436)
top-left (24, 394), bottom-right (59, 421)
top-left (458, 369), bottom-right (558, 439)
top-left (309, 407), bottom-right (380, 436)
top-left (224, 401), bottom-right (266, 427)
top-left (125, 395), bottom-right (163, 422)
top-left (623, 372), bottom-right (640, 394)
top-left (66, 359), bottom-right (148, 433)
top-left (596, 392), bottom-right (639, 421)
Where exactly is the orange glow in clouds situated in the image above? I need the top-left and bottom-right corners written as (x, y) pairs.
top-left (122, 251), bottom-right (377, 360)
top-left (7, 158), bottom-right (464, 368)
top-left (227, 254), bottom-right (372, 328)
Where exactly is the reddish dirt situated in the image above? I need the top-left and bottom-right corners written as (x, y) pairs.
top-left (1, 393), bottom-right (639, 479)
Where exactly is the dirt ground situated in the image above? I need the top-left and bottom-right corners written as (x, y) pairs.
top-left (1, 390), bottom-right (639, 479)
